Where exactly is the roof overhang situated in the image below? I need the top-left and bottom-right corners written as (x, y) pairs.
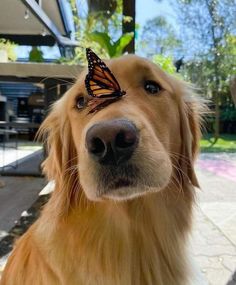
top-left (0, 62), bottom-right (83, 81)
top-left (0, 0), bottom-right (78, 47)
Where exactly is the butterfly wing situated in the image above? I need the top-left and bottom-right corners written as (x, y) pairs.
top-left (85, 48), bottom-right (126, 99)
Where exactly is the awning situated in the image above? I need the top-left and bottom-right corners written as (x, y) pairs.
top-left (0, 0), bottom-right (78, 47)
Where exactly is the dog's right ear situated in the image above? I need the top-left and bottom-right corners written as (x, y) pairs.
top-left (37, 98), bottom-right (77, 188)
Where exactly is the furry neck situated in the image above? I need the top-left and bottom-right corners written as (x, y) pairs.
top-left (38, 185), bottom-right (194, 285)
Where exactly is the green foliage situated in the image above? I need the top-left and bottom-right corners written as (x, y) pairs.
top-left (152, 54), bottom-right (176, 75)
top-left (88, 31), bottom-right (133, 58)
top-left (221, 107), bottom-right (236, 122)
top-left (29, 47), bottom-right (44, 62)
top-left (0, 38), bottom-right (17, 61)
top-left (223, 35), bottom-right (236, 75)
top-left (181, 32), bottom-right (236, 104)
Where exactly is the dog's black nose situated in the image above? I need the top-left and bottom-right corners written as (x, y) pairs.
top-left (86, 119), bottom-right (139, 165)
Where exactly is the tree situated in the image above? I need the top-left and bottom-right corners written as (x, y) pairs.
top-left (153, 54), bottom-right (176, 74)
top-left (167, 0), bottom-right (236, 140)
top-left (140, 16), bottom-right (181, 58)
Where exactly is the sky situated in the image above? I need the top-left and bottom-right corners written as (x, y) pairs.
top-left (136, 0), bottom-right (176, 55)
top-left (136, 0), bottom-right (175, 33)
top-left (16, 0), bottom-right (175, 59)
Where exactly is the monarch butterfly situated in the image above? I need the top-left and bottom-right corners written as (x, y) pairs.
top-left (85, 48), bottom-right (126, 113)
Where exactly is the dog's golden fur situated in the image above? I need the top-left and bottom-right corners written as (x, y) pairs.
top-left (1, 55), bottom-right (202, 285)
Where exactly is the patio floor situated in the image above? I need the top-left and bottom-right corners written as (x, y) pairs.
top-left (0, 175), bottom-right (46, 237)
top-left (0, 141), bottom-right (43, 176)
top-left (0, 141), bottom-right (42, 168)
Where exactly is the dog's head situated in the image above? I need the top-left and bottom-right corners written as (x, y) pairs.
top-left (39, 55), bottom-right (201, 203)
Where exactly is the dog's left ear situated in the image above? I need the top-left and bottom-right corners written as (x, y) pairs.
top-left (168, 75), bottom-right (201, 188)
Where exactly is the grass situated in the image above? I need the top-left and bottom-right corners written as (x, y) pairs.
top-left (200, 134), bottom-right (236, 153)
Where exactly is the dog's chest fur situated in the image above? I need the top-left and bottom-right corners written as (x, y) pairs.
top-left (38, 192), bottom-right (193, 285)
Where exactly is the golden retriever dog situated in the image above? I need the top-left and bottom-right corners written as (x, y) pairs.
top-left (1, 54), bottom-right (203, 285)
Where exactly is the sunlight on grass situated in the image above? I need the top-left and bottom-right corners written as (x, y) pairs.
top-left (200, 134), bottom-right (236, 153)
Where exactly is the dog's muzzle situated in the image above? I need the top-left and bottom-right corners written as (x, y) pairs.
top-left (85, 119), bottom-right (139, 165)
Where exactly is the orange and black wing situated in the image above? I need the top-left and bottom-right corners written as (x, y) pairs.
top-left (85, 48), bottom-right (126, 99)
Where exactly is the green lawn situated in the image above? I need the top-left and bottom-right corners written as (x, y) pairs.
top-left (200, 134), bottom-right (236, 153)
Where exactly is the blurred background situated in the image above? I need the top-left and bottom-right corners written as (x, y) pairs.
top-left (0, 0), bottom-right (235, 152)
top-left (0, 1), bottom-right (235, 284)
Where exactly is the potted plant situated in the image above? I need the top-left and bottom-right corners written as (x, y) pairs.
top-left (0, 38), bottom-right (17, 62)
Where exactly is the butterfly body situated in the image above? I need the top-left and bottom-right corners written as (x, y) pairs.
top-left (85, 48), bottom-right (126, 113)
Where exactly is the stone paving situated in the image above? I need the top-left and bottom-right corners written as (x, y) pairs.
top-left (192, 153), bottom-right (236, 285)
top-left (0, 176), bottom-right (46, 236)
top-left (192, 207), bottom-right (236, 285)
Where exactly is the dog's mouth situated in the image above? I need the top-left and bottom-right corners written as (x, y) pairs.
top-left (112, 178), bottom-right (135, 189)
top-left (103, 177), bottom-right (137, 197)
top-left (97, 163), bottom-right (138, 194)
top-left (96, 163), bottom-right (159, 200)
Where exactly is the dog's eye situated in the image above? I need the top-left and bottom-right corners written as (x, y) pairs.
top-left (76, 96), bottom-right (86, 110)
top-left (144, 80), bottom-right (162, 95)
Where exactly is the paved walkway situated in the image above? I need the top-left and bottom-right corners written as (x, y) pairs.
top-left (0, 176), bottom-right (46, 237)
top-left (192, 153), bottom-right (236, 285)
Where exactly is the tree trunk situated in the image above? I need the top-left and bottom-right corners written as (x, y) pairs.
top-left (122, 0), bottom-right (135, 53)
top-left (205, 0), bottom-right (221, 144)
top-left (213, 91), bottom-right (220, 144)
top-left (230, 76), bottom-right (236, 106)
